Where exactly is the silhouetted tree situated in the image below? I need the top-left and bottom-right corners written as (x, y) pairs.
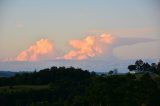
top-left (128, 65), bottom-right (136, 71)
top-left (108, 70), bottom-right (113, 75)
top-left (157, 61), bottom-right (160, 74)
top-left (135, 59), bottom-right (144, 71)
top-left (150, 63), bottom-right (157, 73)
top-left (143, 62), bottom-right (151, 71)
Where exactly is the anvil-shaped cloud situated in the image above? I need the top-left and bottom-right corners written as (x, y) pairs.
top-left (112, 37), bottom-right (159, 59)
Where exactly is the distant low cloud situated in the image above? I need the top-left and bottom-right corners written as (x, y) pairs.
top-left (16, 23), bottom-right (24, 28)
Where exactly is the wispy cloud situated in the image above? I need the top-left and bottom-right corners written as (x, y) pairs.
top-left (16, 23), bottom-right (24, 28)
top-left (87, 27), bottom-right (160, 38)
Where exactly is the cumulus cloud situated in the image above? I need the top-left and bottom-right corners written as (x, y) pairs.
top-left (62, 33), bottom-right (114, 60)
top-left (15, 39), bottom-right (54, 61)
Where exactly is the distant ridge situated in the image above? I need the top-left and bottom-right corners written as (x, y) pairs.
top-left (0, 71), bottom-right (17, 77)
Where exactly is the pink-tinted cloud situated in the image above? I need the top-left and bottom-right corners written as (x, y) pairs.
top-left (15, 39), bottom-right (54, 61)
top-left (63, 33), bottom-right (114, 60)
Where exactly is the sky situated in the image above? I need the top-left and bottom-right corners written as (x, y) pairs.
top-left (0, 0), bottom-right (160, 72)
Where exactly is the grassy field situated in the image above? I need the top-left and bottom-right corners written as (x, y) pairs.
top-left (0, 85), bottom-right (49, 93)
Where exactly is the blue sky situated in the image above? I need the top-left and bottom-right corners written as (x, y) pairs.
top-left (0, 0), bottom-right (159, 71)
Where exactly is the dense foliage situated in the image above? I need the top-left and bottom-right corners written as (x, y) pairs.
top-left (0, 63), bottom-right (160, 106)
top-left (128, 59), bottom-right (160, 74)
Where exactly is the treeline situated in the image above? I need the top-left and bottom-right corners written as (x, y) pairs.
top-left (128, 59), bottom-right (160, 74)
top-left (0, 66), bottom-right (91, 86)
top-left (0, 64), bottom-right (160, 106)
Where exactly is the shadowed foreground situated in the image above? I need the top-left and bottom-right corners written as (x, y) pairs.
top-left (0, 66), bottom-right (160, 106)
